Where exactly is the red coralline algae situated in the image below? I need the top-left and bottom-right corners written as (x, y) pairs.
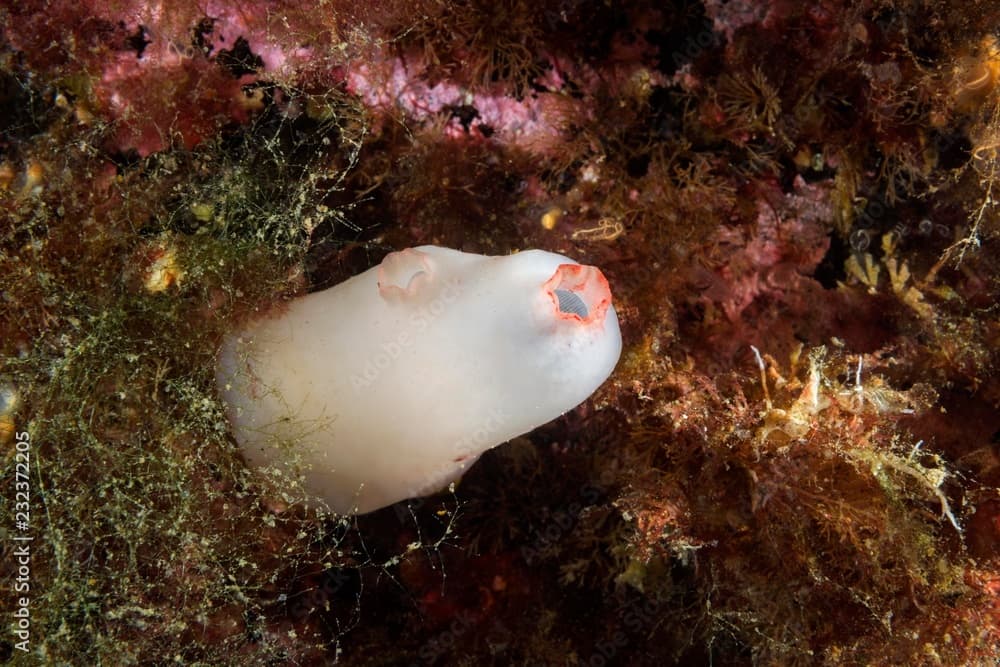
top-left (701, 0), bottom-right (771, 41)
top-left (344, 47), bottom-right (672, 156)
top-left (346, 57), bottom-right (566, 144)
top-left (3, 0), bottom-right (325, 155)
top-left (696, 176), bottom-right (832, 323)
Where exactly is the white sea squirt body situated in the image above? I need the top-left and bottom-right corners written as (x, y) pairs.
top-left (216, 245), bottom-right (622, 514)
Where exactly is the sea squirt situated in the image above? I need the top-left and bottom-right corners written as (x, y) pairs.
top-left (216, 246), bottom-right (622, 514)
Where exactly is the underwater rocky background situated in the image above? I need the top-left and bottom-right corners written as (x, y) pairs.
top-left (1, 0), bottom-right (999, 664)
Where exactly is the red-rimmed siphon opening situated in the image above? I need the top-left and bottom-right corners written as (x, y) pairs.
top-left (543, 264), bottom-right (613, 326)
top-left (377, 248), bottom-right (433, 300)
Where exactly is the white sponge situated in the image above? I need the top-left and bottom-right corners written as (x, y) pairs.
top-left (216, 246), bottom-right (622, 514)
